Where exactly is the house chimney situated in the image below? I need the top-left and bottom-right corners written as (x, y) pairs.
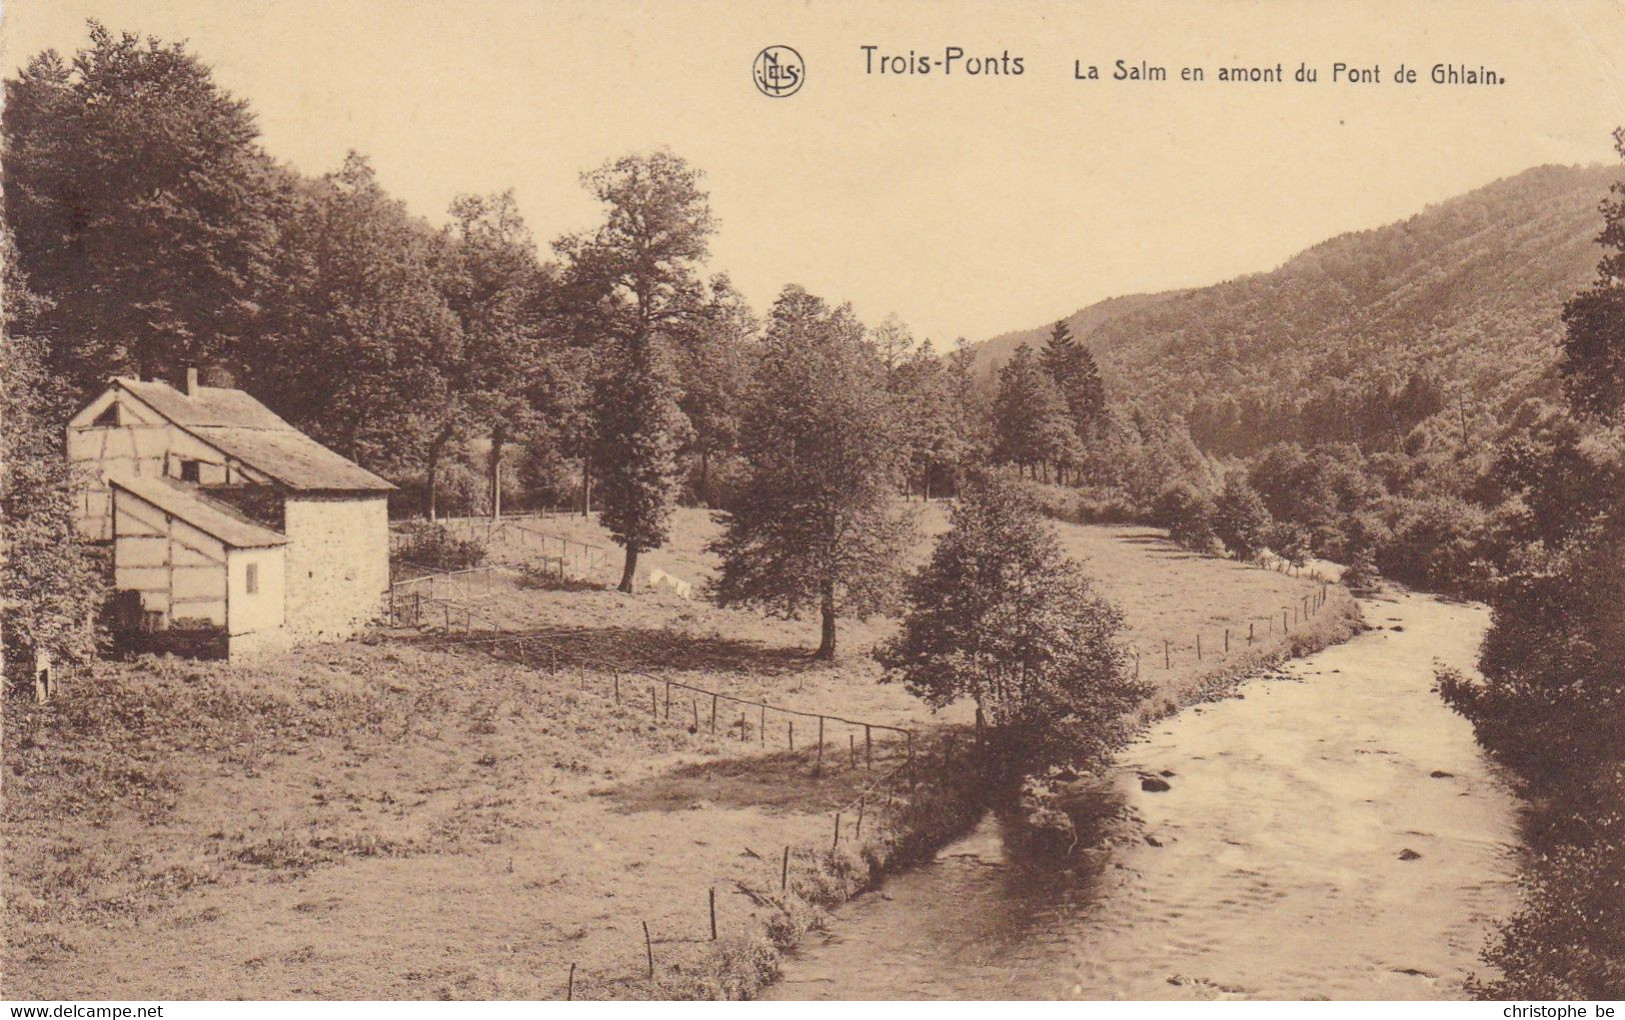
top-left (186, 366), bottom-right (199, 396)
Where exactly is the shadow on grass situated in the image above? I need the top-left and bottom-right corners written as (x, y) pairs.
top-left (514, 574), bottom-right (608, 594)
top-left (605, 744), bottom-right (917, 817)
top-left (423, 622), bottom-right (833, 680)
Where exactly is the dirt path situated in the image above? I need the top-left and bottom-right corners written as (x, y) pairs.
top-left (769, 590), bottom-right (1523, 1000)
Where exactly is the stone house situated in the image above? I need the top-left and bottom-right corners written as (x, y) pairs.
top-left (67, 370), bottom-right (395, 658)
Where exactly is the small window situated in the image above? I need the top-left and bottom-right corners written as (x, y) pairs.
top-left (180, 460), bottom-right (200, 483)
top-left (91, 402), bottom-right (121, 427)
top-left (245, 563), bottom-right (259, 595)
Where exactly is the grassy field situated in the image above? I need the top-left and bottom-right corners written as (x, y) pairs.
top-left (3, 504), bottom-right (1354, 999)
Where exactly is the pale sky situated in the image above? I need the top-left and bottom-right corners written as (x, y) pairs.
top-left (4, 0), bottom-right (1624, 344)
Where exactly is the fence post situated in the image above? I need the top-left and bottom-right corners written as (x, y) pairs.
top-left (760, 705), bottom-right (766, 746)
top-left (781, 845), bottom-right (790, 893)
top-left (1164, 639), bottom-right (1171, 669)
top-left (832, 812), bottom-right (841, 850)
top-left (1249, 622), bottom-right (1254, 644)
top-left (865, 725), bottom-right (873, 770)
top-left (788, 720), bottom-right (794, 751)
top-left (816, 716), bottom-right (825, 776)
top-left (664, 682), bottom-right (671, 720)
top-left (614, 670), bottom-right (621, 705)
top-left (849, 733), bottom-right (856, 768)
top-left (709, 887), bottom-right (717, 941)
top-left (1197, 633), bottom-right (1202, 660)
top-left (643, 921), bottom-right (654, 979)
top-left (907, 731), bottom-right (915, 790)
top-left (1225, 628), bottom-right (1230, 653)
top-left (711, 694), bottom-right (718, 734)
top-left (651, 686), bottom-right (658, 719)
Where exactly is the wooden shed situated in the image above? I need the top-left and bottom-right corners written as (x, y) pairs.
top-left (108, 475), bottom-right (290, 659)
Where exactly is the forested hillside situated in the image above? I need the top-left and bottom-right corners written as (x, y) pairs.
top-left (976, 164), bottom-right (1615, 456)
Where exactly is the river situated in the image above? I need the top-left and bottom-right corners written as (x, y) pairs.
top-left (769, 591), bottom-right (1523, 1000)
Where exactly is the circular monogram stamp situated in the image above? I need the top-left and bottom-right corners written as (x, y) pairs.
top-left (753, 45), bottom-right (805, 98)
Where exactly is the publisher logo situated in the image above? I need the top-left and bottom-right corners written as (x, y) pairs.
top-left (754, 45), bottom-right (805, 98)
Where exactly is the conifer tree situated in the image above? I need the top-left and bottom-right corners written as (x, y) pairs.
top-left (1041, 319), bottom-right (1107, 447)
top-left (993, 343), bottom-right (1076, 479)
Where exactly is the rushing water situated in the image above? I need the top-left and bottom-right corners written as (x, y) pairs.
top-left (770, 592), bottom-right (1523, 1000)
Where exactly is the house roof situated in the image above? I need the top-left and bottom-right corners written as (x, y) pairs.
top-left (111, 475), bottom-right (289, 549)
top-left (113, 379), bottom-right (395, 493)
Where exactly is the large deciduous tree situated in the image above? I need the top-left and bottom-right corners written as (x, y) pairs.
top-left (674, 274), bottom-right (758, 506)
top-left (439, 190), bottom-right (551, 518)
top-left (711, 286), bottom-right (914, 660)
top-left (3, 21), bottom-right (283, 396)
top-left (878, 473), bottom-right (1145, 771)
top-left (245, 153), bottom-right (459, 469)
top-left (557, 151), bottom-right (711, 591)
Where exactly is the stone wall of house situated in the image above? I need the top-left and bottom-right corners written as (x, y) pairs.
top-left (283, 495), bottom-right (390, 640)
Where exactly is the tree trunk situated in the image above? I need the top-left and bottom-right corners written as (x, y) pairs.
top-left (618, 544), bottom-right (639, 594)
top-left (581, 455), bottom-right (592, 516)
top-left (426, 423), bottom-right (454, 522)
top-left (488, 427), bottom-right (506, 520)
top-left (698, 447), bottom-right (710, 507)
top-left (815, 582), bottom-right (836, 660)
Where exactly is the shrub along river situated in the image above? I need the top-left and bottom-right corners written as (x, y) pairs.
top-left (769, 591), bottom-right (1523, 1000)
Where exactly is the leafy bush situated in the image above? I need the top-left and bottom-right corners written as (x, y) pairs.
top-left (1015, 479), bottom-right (1144, 526)
top-left (1378, 495), bottom-right (1489, 594)
top-left (1155, 482), bottom-right (1220, 555)
top-left (1440, 521), bottom-right (1625, 779)
top-left (1213, 474), bottom-right (1273, 560)
top-left (1341, 546), bottom-right (1382, 595)
top-left (1468, 814), bottom-right (1625, 1000)
top-left (392, 521), bottom-right (488, 571)
top-left (1269, 520), bottom-right (1313, 570)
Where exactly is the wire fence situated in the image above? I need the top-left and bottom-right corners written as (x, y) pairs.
top-left (391, 514), bottom-right (611, 582)
top-left (1125, 577), bottom-right (1334, 680)
top-left (375, 550), bottom-right (1341, 997)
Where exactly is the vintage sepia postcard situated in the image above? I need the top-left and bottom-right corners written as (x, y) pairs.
top-left (2, 0), bottom-right (1623, 1008)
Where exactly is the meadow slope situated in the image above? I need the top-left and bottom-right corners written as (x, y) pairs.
top-left (4, 506), bottom-right (1353, 999)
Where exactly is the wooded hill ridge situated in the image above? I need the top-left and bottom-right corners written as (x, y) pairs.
top-left (972, 164), bottom-right (1617, 457)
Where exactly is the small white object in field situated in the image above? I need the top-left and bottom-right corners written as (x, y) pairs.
top-left (647, 567), bottom-right (694, 599)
